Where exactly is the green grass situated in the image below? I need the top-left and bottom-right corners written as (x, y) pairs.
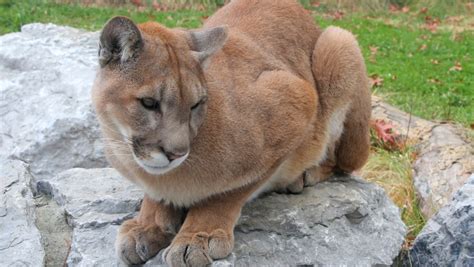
top-left (315, 13), bottom-right (473, 126)
top-left (301, 0), bottom-right (474, 18)
top-left (0, 0), bottom-right (211, 33)
top-left (361, 145), bottom-right (426, 248)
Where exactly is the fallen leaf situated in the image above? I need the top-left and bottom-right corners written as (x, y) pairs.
top-left (312, 2), bottom-right (321, 8)
top-left (370, 74), bottom-right (384, 88)
top-left (419, 7), bottom-right (428, 14)
top-left (131, 0), bottom-right (142, 7)
top-left (196, 4), bottom-right (206, 11)
top-left (401, 6), bottom-right (410, 13)
top-left (428, 78), bottom-right (441, 84)
top-left (425, 22), bottom-right (438, 33)
top-left (152, 0), bottom-right (162, 10)
top-left (431, 59), bottom-right (439, 65)
top-left (419, 44), bottom-right (427, 51)
top-left (449, 61), bottom-right (462, 71)
top-left (389, 4), bottom-right (399, 12)
top-left (370, 119), bottom-right (405, 151)
top-left (420, 34), bottom-right (430, 40)
top-left (371, 119), bottom-right (396, 143)
top-left (369, 46), bottom-right (378, 62)
top-left (332, 10), bottom-right (345, 20)
top-left (369, 46), bottom-right (379, 55)
top-left (424, 16), bottom-right (440, 33)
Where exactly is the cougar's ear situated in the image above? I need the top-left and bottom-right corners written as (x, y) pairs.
top-left (98, 16), bottom-right (143, 68)
top-left (189, 26), bottom-right (228, 68)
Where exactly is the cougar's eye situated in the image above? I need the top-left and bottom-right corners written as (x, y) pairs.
top-left (191, 102), bottom-right (200, 111)
top-left (140, 98), bottom-right (160, 111)
top-left (191, 97), bottom-right (207, 111)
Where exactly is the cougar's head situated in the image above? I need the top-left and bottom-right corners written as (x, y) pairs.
top-left (92, 16), bottom-right (227, 175)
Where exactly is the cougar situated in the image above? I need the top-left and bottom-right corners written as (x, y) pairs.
top-left (91, 0), bottom-right (371, 265)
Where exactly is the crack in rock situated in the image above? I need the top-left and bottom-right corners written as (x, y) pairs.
top-left (0, 160), bottom-right (45, 266)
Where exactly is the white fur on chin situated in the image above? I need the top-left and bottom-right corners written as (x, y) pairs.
top-left (133, 152), bottom-right (189, 175)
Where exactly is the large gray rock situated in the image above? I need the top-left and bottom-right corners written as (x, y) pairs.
top-left (41, 168), bottom-right (406, 266)
top-left (232, 176), bottom-right (406, 266)
top-left (0, 160), bottom-right (45, 266)
top-left (408, 174), bottom-right (474, 266)
top-left (0, 23), bottom-right (107, 180)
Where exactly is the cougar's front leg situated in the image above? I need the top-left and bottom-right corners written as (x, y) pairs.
top-left (164, 183), bottom-right (259, 267)
top-left (116, 195), bottom-right (184, 265)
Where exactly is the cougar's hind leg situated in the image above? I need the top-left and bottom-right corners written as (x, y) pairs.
top-left (335, 96), bottom-right (371, 173)
top-left (311, 26), bottom-right (371, 175)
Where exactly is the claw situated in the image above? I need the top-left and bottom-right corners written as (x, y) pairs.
top-left (165, 229), bottom-right (233, 267)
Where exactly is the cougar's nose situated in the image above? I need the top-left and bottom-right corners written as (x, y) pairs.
top-left (163, 150), bottom-right (187, 161)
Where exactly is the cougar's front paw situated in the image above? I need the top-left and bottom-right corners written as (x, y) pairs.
top-left (116, 219), bottom-right (173, 265)
top-left (164, 229), bottom-right (233, 267)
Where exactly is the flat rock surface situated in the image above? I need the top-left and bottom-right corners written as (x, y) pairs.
top-left (0, 160), bottom-right (44, 266)
top-left (0, 23), bottom-right (107, 180)
top-left (372, 96), bottom-right (473, 218)
top-left (67, 224), bottom-right (122, 267)
top-left (40, 168), bottom-right (406, 266)
top-left (37, 168), bottom-right (143, 229)
top-left (409, 174), bottom-right (474, 266)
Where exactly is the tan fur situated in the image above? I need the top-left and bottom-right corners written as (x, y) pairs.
top-left (92, 0), bottom-right (371, 265)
